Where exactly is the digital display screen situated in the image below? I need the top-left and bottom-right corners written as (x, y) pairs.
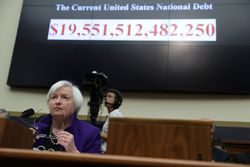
top-left (7, 0), bottom-right (250, 94)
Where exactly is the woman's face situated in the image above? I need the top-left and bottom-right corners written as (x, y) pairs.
top-left (48, 85), bottom-right (75, 119)
top-left (104, 92), bottom-right (116, 107)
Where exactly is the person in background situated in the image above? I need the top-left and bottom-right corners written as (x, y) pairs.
top-left (100, 88), bottom-right (123, 153)
top-left (199, 117), bottom-right (232, 162)
top-left (0, 108), bottom-right (9, 119)
top-left (232, 151), bottom-right (250, 164)
top-left (212, 136), bottom-right (232, 162)
top-left (32, 80), bottom-right (102, 153)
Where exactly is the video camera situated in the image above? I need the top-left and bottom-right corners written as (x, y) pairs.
top-left (82, 71), bottom-right (108, 127)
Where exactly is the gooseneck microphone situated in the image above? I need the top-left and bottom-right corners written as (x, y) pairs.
top-left (19, 108), bottom-right (35, 118)
top-left (18, 108), bottom-right (36, 129)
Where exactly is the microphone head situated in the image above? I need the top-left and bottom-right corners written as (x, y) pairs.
top-left (19, 108), bottom-right (35, 118)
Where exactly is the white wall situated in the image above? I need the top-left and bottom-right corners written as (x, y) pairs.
top-left (1, 0), bottom-right (250, 123)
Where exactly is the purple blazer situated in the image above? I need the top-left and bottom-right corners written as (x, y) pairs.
top-left (33, 112), bottom-right (102, 153)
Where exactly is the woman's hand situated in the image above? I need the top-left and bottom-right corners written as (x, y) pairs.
top-left (56, 130), bottom-right (80, 153)
top-left (29, 127), bottom-right (38, 144)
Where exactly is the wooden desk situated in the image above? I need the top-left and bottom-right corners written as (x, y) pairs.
top-left (107, 117), bottom-right (213, 161)
top-left (223, 140), bottom-right (250, 154)
top-left (0, 118), bottom-right (33, 149)
top-left (0, 148), bottom-right (248, 167)
top-left (214, 126), bottom-right (250, 154)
